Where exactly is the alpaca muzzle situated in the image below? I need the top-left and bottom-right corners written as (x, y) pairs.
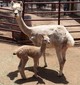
top-left (14, 13), bottom-right (17, 17)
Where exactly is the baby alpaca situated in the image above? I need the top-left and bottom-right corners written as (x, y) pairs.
top-left (13, 36), bottom-right (50, 79)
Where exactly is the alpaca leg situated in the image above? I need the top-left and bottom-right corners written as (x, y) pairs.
top-left (33, 59), bottom-right (38, 77)
top-left (61, 46), bottom-right (68, 74)
top-left (55, 47), bottom-right (63, 76)
top-left (58, 46), bottom-right (67, 76)
top-left (43, 51), bottom-right (47, 67)
top-left (18, 59), bottom-right (22, 70)
top-left (37, 59), bottom-right (39, 67)
top-left (19, 57), bottom-right (28, 79)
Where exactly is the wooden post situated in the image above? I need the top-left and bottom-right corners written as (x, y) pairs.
top-left (71, 0), bottom-right (74, 11)
top-left (58, 0), bottom-right (61, 25)
top-left (22, 0), bottom-right (25, 19)
top-left (21, 0), bottom-right (26, 41)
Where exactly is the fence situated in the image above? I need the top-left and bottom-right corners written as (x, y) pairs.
top-left (0, 0), bottom-right (80, 44)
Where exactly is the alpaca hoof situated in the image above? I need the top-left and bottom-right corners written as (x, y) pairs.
top-left (44, 64), bottom-right (47, 68)
top-left (58, 72), bottom-right (63, 77)
top-left (33, 74), bottom-right (38, 78)
top-left (22, 76), bottom-right (27, 79)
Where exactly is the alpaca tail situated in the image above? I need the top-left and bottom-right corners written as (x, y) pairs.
top-left (13, 52), bottom-right (16, 55)
top-left (67, 38), bottom-right (75, 46)
top-left (13, 48), bottom-right (19, 55)
top-left (67, 32), bottom-right (75, 46)
top-left (62, 26), bottom-right (75, 47)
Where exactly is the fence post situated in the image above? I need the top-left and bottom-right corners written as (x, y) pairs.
top-left (20, 0), bottom-right (27, 41)
top-left (58, 0), bottom-right (61, 25)
top-left (22, 0), bottom-right (25, 19)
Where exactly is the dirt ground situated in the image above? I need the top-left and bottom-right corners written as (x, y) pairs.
top-left (0, 41), bottom-right (80, 85)
top-left (0, 14), bottom-right (80, 85)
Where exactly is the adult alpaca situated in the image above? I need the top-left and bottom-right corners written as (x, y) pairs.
top-left (11, 1), bottom-right (75, 76)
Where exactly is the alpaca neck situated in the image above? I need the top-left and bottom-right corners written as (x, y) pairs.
top-left (40, 42), bottom-right (47, 54)
top-left (16, 16), bottom-right (32, 37)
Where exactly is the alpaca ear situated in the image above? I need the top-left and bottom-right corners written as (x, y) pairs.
top-left (30, 36), bottom-right (35, 41)
top-left (11, 1), bottom-right (14, 6)
top-left (19, 1), bottom-right (23, 7)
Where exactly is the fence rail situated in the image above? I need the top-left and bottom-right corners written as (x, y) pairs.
top-left (0, 0), bottom-right (80, 43)
top-left (24, 1), bottom-right (80, 4)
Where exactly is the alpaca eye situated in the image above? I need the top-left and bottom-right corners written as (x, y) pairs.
top-left (18, 10), bottom-right (21, 13)
top-left (12, 9), bottom-right (14, 12)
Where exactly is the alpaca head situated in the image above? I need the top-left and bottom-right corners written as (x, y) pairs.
top-left (40, 35), bottom-right (50, 52)
top-left (11, 1), bottom-right (23, 17)
top-left (43, 35), bottom-right (50, 44)
top-left (30, 35), bottom-right (50, 46)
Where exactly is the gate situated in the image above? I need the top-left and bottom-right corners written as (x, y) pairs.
top-left (0, 0), bottom-right (80, 44)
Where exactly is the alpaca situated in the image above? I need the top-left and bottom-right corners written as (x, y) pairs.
top-left (11, 1), bottom-right (75, 76)
top-left (13, 35), bottom-right (50, 79)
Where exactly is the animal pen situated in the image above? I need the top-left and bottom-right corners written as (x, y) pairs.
top-left (0, 0), bottom-right (80, 44)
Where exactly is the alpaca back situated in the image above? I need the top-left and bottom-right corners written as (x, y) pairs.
top-left (13, 45), bottom-right (41, 58)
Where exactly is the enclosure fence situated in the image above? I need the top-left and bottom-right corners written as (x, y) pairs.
top-left (0, 0), bottom-right (80, 43)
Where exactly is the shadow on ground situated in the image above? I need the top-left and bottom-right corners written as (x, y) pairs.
top-left (7, 67), bottom-right (69, 84)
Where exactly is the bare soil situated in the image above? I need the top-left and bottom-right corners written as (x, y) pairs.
top-left (0, 41), bottom-right (80, 85)
top-left (0, 14), bottom-right (80, 85)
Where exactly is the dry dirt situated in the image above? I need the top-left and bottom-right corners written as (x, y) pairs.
top-left (0, 41), bottom-right (80, 85)
top-left (0, 14), bottom-right (80, 85)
